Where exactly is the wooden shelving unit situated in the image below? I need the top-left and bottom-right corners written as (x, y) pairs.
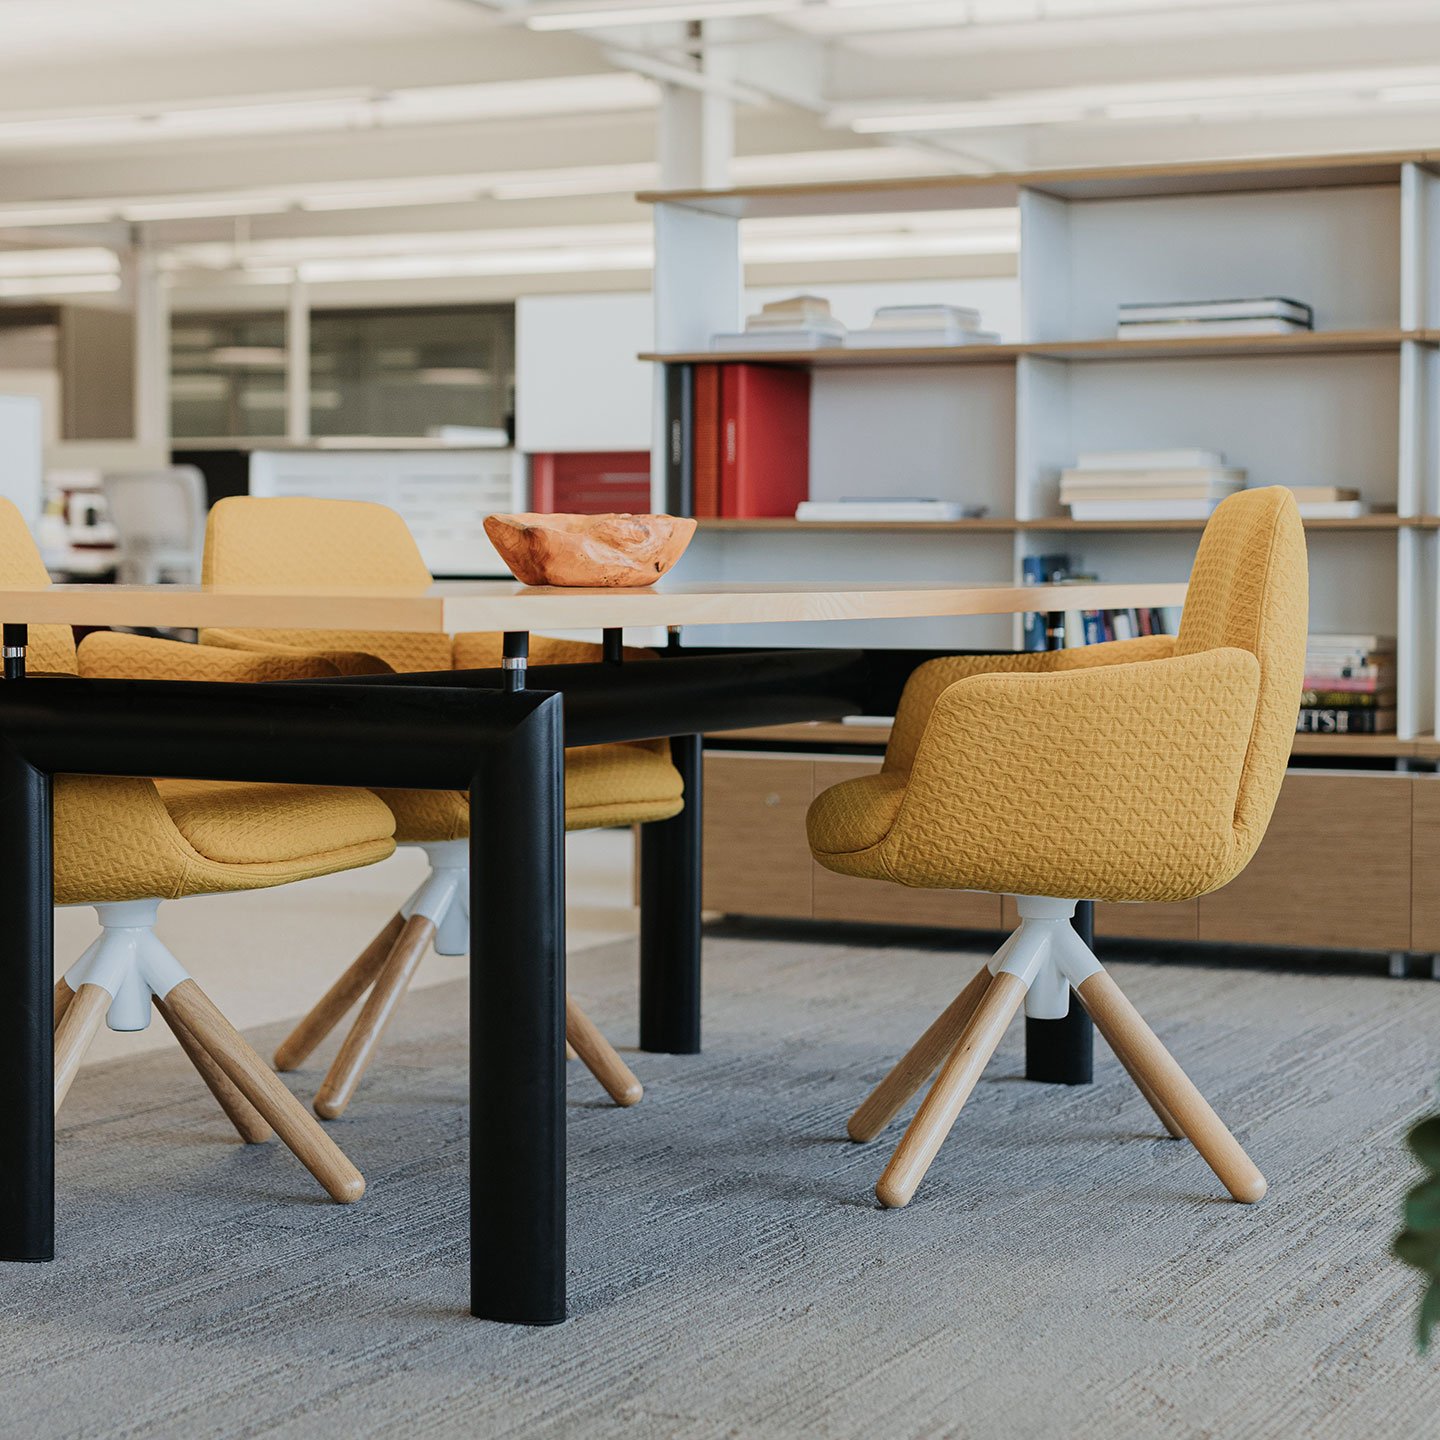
top-left (645, 152), bottom-right (1440, 961)
top-left (641, 328), bottom-right (1424, 370)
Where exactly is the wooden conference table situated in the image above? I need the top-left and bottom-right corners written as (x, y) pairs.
top-left (0, 575), bottom-right (1186, 1324)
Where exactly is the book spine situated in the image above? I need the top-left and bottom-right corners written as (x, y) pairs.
top-left (1300, 671), bottom-right (1395, 690)
top-left (693, 364), bottom-right (721, 519)
top-left (1296, 709), bottom-right (1395, 734)
top-left (1300, 689), bottom-right (1395, 708)
top-left (1082, 611), bottom-right (1104, 646)
top-left (663, 363), bottom-right (694, 516)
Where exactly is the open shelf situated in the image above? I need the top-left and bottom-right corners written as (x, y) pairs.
top-left (696, 515), bottom-right (1431, 534)
top-left (639, 344), bottom-right (1024, 368)
top-left (697, 517), bottom-right (1019, 533)
top-left (642, 330), bottom-right (1425, 371)
top-left (706, 720), bottom-right (1429, 761)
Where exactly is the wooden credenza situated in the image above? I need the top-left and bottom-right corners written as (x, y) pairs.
top-left (703, 750), bottom-right (1432, 957)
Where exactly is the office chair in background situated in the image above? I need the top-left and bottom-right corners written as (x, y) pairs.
top-left (103, 465), bottom-right (206, 586)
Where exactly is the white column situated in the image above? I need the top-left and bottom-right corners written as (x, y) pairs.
top-left (285, 274), bottom-right (310, 443)
top-left (655, 32), bottom-right (735, 190)
top-left (126, 240), bottom-right (169, 452)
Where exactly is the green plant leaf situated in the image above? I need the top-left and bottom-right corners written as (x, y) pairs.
top-left (1404, 1178), bottom-right (1440, 1231)
top-left (1395, 1229), bottom-right (1440, 1272)
top-left (1419, 1284), bottom-right (1440, 1352)
top-left (1409, 1116), bottom-right (1440, 1169)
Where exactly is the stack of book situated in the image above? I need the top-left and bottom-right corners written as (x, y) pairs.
top-left (1298, 634), bottom-right (1396, 735)
top-left (1021, 551), bottom-right (1183, 651)
top-left (845, 304), bottom-right (999, 349)
top-left (711, 295), bottom-right (845, 352)
top-left (795, 497), bottom-right (987, 522)
top-left (1060, 449), bottom-right (1245, 521)
top-left (1116, 296), bottom-right (1313, 340)
top-left (1281, 486), bottom-right (1369, 520)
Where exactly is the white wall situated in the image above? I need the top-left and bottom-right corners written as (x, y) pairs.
top-left (514, 276), bottom-right (1020, 454)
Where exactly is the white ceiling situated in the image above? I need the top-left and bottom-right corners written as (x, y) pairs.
top-left (1, 0), bottom-right (1439, 299)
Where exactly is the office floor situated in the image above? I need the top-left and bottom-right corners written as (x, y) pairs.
top-left (10, 894), bottom-right (1440, 1439)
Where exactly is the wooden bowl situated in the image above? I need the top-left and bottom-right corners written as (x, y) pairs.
top-left (483, 512), bottom-right (697, 588)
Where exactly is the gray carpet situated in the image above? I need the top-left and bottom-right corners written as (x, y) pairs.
top-left (3, 925), bottom-right (1438, 1439)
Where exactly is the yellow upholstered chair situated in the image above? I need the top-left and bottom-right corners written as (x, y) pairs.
top-left (0, 500), bottom-right (397, 1204)
top-left (808, 486), bottom-right (1307, 1209)
top-left (197, 495), bottom-right (684, 1118)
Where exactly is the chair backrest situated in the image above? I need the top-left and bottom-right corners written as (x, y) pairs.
top-left (202, 496), bottom-right (451, 671)
top-left (103, 467), bottom-right (207, 585)
top-left (1175, 485), bottom-right (1308, 859)
top-left (0, 497), bottom-right (76, 673)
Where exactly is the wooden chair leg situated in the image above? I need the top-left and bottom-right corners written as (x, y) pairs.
top-left (161, 978), bottom-right (364, 1204)
top-left (566, 997), bottom-right (643, 1107)
top-left (848, 963), bottom-right (993, 1143)
top-left (273, 911), bottom-right (405, 1071)
top-left (876, 972), bottom-right (1027, 1210)
top-left (54, 982), bottom-right (112, 1115)
top-left (1075, 984), bottom-right (1184, 1139)
top-left (154, 994), bottom-right (273, 1145)
top-left (313, 914), bottom-right (435, 1121)
top-left (566, 1041), bottom-right (578, 1062)
top-left (54, 977), bottom-right (75, 1032)
top-left (1076, 970), bottom-right (1266, 1203)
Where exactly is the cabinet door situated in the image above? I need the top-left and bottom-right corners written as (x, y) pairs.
top-left (1199, 772), bottom-right (1412, 951)
top-left (811, 759), bottom-right (1003, 930)
top-left (1411, 777), bottom-right (1440, 951)
top-left (703, 753), bottom-right (814, 919)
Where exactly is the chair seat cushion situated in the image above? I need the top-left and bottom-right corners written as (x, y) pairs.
top-left (54, 775), bottom-right (396, 906)
top-left (378, 740), bottom-right (685, 842)
top-left (806, 771), bottom-right (909, 874)
top-left (154, 779), bottom-right (396, 865)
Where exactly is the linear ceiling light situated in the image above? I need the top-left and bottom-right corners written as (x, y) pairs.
top-left (525, 1), bottom-right (803, 30)
top-left (0, 75), bottom-right (657, 152)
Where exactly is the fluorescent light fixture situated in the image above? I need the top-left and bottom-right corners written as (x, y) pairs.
top-left (840, 62), bottom-right (1440, 133)
top-left (525, 0), bottom-right (801, 30)
top-left (0, 273), bottom-right (120, 297)
top-left (0, 247), bottom-right (118, 277)
top-left (122, 195), bottom-right (292, 222)
top-left (0, 75), bottom-right (657, 153)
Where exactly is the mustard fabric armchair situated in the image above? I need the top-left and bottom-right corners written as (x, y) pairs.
top-left (808, 486), bottom-right (1307, 1210)
top-left (196, 495), bottom-right (680, 1119)
top-left (0, 500), bottom-right (398, 1205)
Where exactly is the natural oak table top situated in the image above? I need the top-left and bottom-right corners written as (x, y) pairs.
top-left (0, 578), bottom-right (1188, 634)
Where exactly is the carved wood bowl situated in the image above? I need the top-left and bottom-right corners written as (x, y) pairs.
top-left (483, 512), bottom-right (698, 587)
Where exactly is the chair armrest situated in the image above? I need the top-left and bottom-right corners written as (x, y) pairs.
top-left (198, 627), bottom-right (393, 676)
top-left (881, 647), bottom-right (1260, 902)
top-left (77, 631), bottom-right (347, 682)
top-left (887, 634), bottom-right (1177, 772)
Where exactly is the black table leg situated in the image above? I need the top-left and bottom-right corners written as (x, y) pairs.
top-left (469, 694), bottom-right (567, 1324)
top-left (638, 734), bottom-right (703, 1054)
top-left (0, 623), bottom-right (54, 1262)
top-left (1024, 899), bottom-right (1095, 1085)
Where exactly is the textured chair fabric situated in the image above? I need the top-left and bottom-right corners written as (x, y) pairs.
top-left (196, 495), bottom-right (685, 839)
top-left (0, 498), bottom-right (397, 908)
top-left (809, 487), bottom-right (1307, 903)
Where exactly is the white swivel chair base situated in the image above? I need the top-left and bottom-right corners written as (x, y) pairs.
top-left (849, 895), bottom-right (1267, 1211)
top-left (273, 841), bottom-right (644, 1118)
top-left (54, 900), bottom-right (364, 1204)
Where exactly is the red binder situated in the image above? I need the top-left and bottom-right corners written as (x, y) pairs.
top-left (530, 452), bottom-right (652, 514)
top-left (693, 364), bottom-right (722, 518)
top-left (719, 364), bottom-right (810, 518)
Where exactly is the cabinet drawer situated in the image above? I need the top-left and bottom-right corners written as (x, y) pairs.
top-left (703, 754), bottom-right (814, 919)
top-left (811, 759), bottom-right (1003, 930)
top-left (1199, 772), bottom-right (1412, 951)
